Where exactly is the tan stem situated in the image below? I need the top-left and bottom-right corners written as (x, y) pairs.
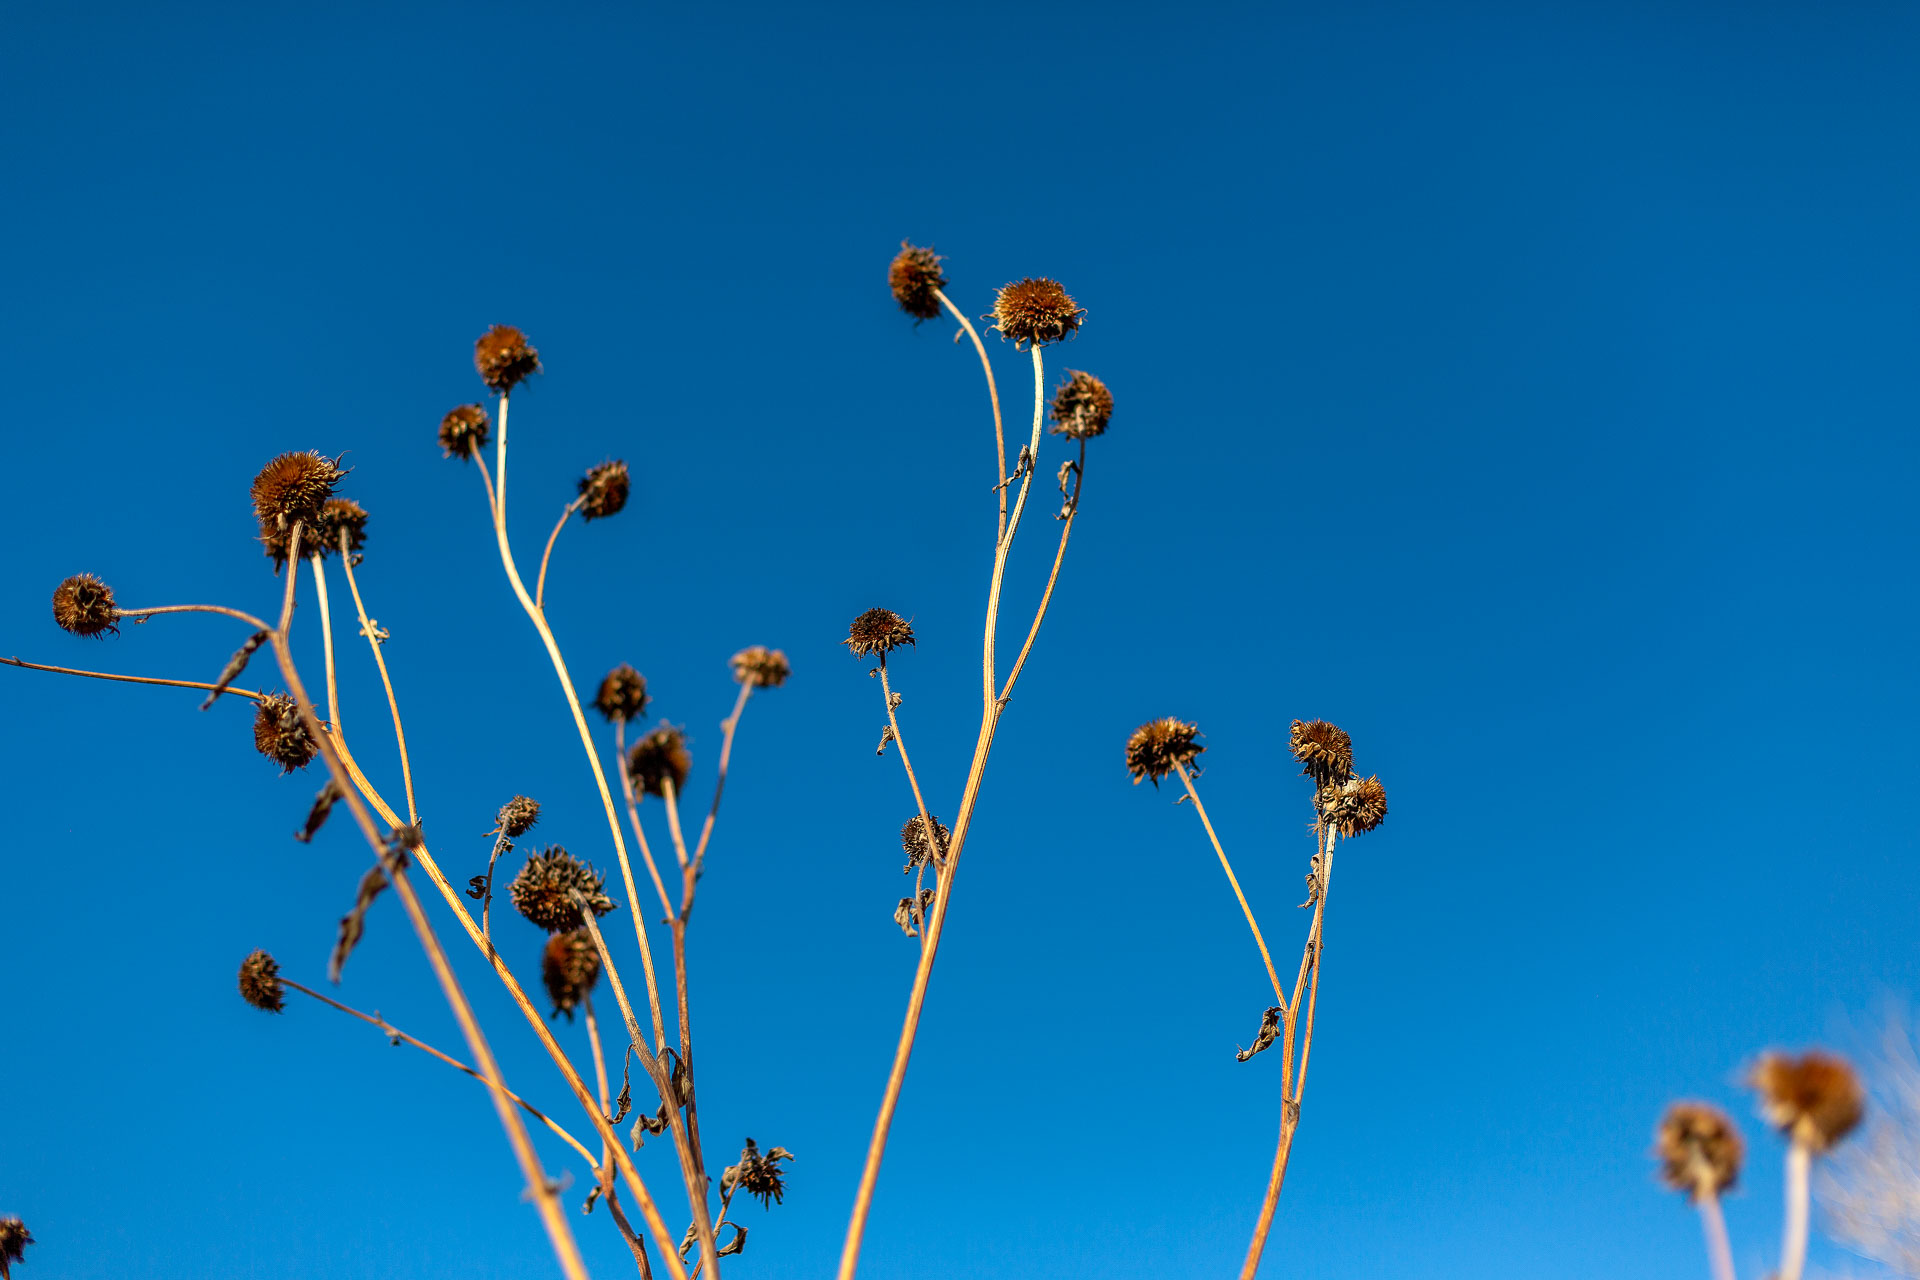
top-left (1698, 1188), bottom-right (1736, 1280)
top-left (309, 554), bottom-right (341, 734)
top-left (933, 287), bottom-right (1006, 542)
top-left (687, 682), bottom-right (753, 874)
top-left (1781, 1139), bottom-right (1812, 1280)
top-left (536, 498), bottom-right (583, 610)
top-left (338, 535), bottom-right (418, 823)
top-left (1173, 762), bottom-right (1284, 1007)
top-left (0, 656), bottom-right (263, 701)
top-left (976, 345), bottom-right (1047, 709)
top-left (999, 438), bottom-right (1086, 701)
top-left (115, 603), bottom-right (274, 630)
top-left (615, 720), bottom-right (678, 920)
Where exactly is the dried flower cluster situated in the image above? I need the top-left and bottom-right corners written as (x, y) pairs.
top-left (594, 664), bottom-right (650, 724)
top-left (1655, 1102), bottom-right (1744, 1200)
top-left (1125, 717), bottom-right (1204, 786)
top-left (252, 694), bottom-right (319, 773)
top-left (475, 324), bottom-right (541, 394)
top-left (1049, 370), bottom-right (1113, 440)
top-left (237, 949), bottom-right (286, 1013)
top-left (251, 451), bottom-right (346, 539)
top-left (627, 723), bottom-right (692, 798)
top-left (900, 813), bottom-right (951, 871)
top-left (1289, 719), bottom-right (1354, 786)
top-left (438, 403), bottom-right (491, 460)
top-left (844, 608), bottom-right (914, 658)
top-left (509, 846), bottom-right (617, 933)
top-left (990, 278), bottom-right (1084, 349)
top-left (1318, 774), bottom-right (1389, 837)
top-left (577, 460), bottom-right (630, 520)
top-left (888, 242), bottom-right (947, 321)
top-left (731, 646), bottom-right (792, 688)
top-left (495, 795), bottom-right (542, 839)
top-left (722, 1138), bottom-right (795, 1209)
top-left (1751, 1050), bottom-right (1865, 1151)
top-left (0, 1217), bottom-right (31, 1276)
top-left (541, 930), bottom-right (601, 1020)
top-left (51, 572), bottom-right (117, 637)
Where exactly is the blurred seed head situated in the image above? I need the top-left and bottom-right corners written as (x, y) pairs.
top-left (845, 608), bottom-right (915, 658)
top-left (1126, 718), bottom-right (1205, 787)
top-left (731, 646), bottom-right (792, 689)
top-left (509, 846), bottom-right (618, 933)
top-left (439, 403), bottom-right (492, 460)
top-left (0, 1216), bottom-right (32, 1270)
top-left (1751, 1051), bottom-right (1865, 1152)
top-left (475, 324), bottom-right (541, 394)
top-left (594, 665), bottom-right (650, 724)
top-left (541, 929), bottom-right (602, 1020)
top-left (990, 278), bottom-right (1084, 349)
top-left (1655, 1102), bottom-right (1743, 1200)
top-left (237, 949), bottom-right (286, 1013)
top-left (627, 723), bottom-right (692, 799)
top-left (253, 694), bottom-right (319, 773)
top-left (1317, 775), bottom-right (1388, 836)
top-left (51, 573), bottom-right (118, 637)
top-left (1290, 720), bottom-right (1355, 787)
top-left (900, 813), bottom-right (951, 872)
top-left (889, 242), bottom-right (948, 321)
top-left (722, 1138), bottom-right (795, 1209)
top-left (250, 451), bottom-right (346, 535)
top-left (1048, 370), bottom-right (1113, 440)
top-left (577, 460), bottom-right (630, 520)
top-left (315, 498), bottom-right (370, 561)
top-left (496, 795), bottom-right (542, 839)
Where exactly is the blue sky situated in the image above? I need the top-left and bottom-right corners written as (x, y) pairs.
top-left (3, 2), bottom-right (1917, 1277)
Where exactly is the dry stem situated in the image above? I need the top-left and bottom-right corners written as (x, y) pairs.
top-left (338, 534), bottom-right (418, 823)
top-left (1781, 1139), bottom-right (1812, 1280)
top-left (536, 497), bottom-right (584, 610)
top-left (933, 287), bottom-right (1006, 542)
top-left (1698, 1189), bottom-right (1736, 1280)
top-left (1, 656), bottom-right (263, 701)
top-left (1174, 763), bottom-right (1284, 1006)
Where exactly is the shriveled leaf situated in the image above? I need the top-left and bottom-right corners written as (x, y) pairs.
top-left (611, 1042), bottom-right (635, 1124)
top-left (293, 780), bottom-right (344, 844)
top-left (200, 629), bottom-right (269, 709)
top-left (717, 1224), bottom-right (747, 1257)
top-left (678, 1223), bottom-right (699, 1259)
top-left (328, 864), bottom-right (391, 983)
top-left (630, 1103), bottom-right (668, 1151)
top-left (1236, 1005), bottom-right (1284, 1063)
top-left (894, 889), bottom-right (935, 938)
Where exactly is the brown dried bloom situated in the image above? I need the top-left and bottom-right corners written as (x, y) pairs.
top-left (541, 930), bottom-right (601, 1020)
top-left (313, 498), bottom-right (369, 560)
top-left (509, 846), bottom-right (618, 933)
top-left (845, 608), bottom-right (915, 658)
top-left (439, 403), bottom-right (491, 460)
top-left (594, 664), bottom-right (650, 723)
top-left (1655, 1102), bottom-right (1744, 1200)
top-left (1290, 720), bottom-right (1355, 787)
top-left (578, 460), bottom-right (630, 520)
top-left (1125, 717), bottom-right (1204, 787)
top-left (901, 813), bottom-right (951, 871)
top-left (250, 450), bottom-right (346, 535)
top-left (0, 1216), bottom-right (31, 1273)
top-left (731, 646), bottom-right (792, 688)
top-left (722, 1138), bottom-right (795, 1209)
top-left (51, 573), bottom-right (118, 637)
top-left (475, 324), bottom-right (541, 394)
top-left (1049, 370), bottom-right (1113, 440)
top-left (990, 277), bottom-right (1084, 349)
top-left (496, 795), bottom-right (541, 838)
top-left (237, 949), bottom-right (286, 1013)
top-left (889, 241), bottom-right (948, 321)
top-left (1318, 775), bottom-right (1388, 836)
top-left (253, 694), bottom-right (319, 773)
top-left (1750, 1051), bottom-right (1865, 1152)
top-left (626, 723), bottom-right (692, 799)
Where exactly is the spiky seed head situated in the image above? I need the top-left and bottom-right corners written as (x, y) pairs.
top-left (0, 1216), bottom-right (32, 1269)
top-left (594, 665), bottom-right (650, 723)
top-left (1125, 717), bottom-right (1205, 787)
top-left (722, 1138), bottom-right (795, 1209)
top-left (237, 949), bottom-right (286, 1012)
top-left (627, 723), bottom-right (692, 799)
top-left (51, 573), bottom-right (118, 637)
top-left (1750, 1051), bottom-right (1865, 1152)
top-left (1655, 1102), bottom-right (1744, 1200)
top-left (252, 694), bottom-right (319, 773)
top-left (989, 278), bottom-right (1084, 349)
top-left (439, 403), bottom-right (492, 460)
top-left (1318, 775), bottom-right (1388, 836)
top-left (496, 795), bottom-right (541, 838)
top-left (509, 846), bottom-right (618, 933)
top-left (250, 451), bottom-right (346, 537)
top-left (315, 498), bottom-right (370, 560)
top-left (1290, 720), bottom-right (1355, 787)
top-left (900, 813), bottom-right (951, 871)
top-left (475, 324), bottom-right (541, 394)
top-left (541, 930), bottom-right (602, 1020)
top-left (889, 242), bottom-right (948, 321)
top-left (730, 646), bottom-right (792, 688)
top-left (576, 460), bottom-right (630, 520)
top-left (1049, 370), bottom-right (1114, 440)
top-left (845, 608), bottom-right (915, 658)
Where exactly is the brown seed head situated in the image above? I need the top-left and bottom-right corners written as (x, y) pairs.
top-left (990, 278), bottom-right (1084, 349)
top-left (1049, 370), bottom-right (1114, 440)
top-left (237, 949), bottom-right (286, 1013)
top-left (731, 646), bottom-right (792, 688)
top-left (845, 608), bottom-right (915, 658)
top-left (250, 451), bottom-right (346, 535)
top-left (541, 930), bottom-right (602, 1020)
top-left (1655, 1102), bottom-right (1744, 1200)
top-left (253, 694), bottom-right (319, 773)
top-left (439, 403), bottom-right (492, 461)
top-left (594, 665), bottom-right (650, 724)
top-left (1750, 1051), bottom-right (1865, 1152)
top-left (722, 1137), bottom-right (795, 1209)
top-left (0, 1216), bottom-right (32, 1269)
top-left (889, 241), bottom-right (948, 321)
top-left (900, 813), bottom-right (951, 872)
top-left (51, 573), bottom-right (118, 637)
top-left (509, 846), bottom-right (618, 933)
top-left (475, 324), bottom-right (541, 394)
top-left (626, 723), bottom-right (692, 799)
top-left (1125, 718), bottom-right (1205, 787)
top-left (1318, 774), bottom-right (1388, 836)
top-left (1290, 720), bottom-right (1355, 787)
top-left (315, 498), bottom-right (370, 560)
top-left (496, 795), bottom-right (541, 839)
top-left (577, 460), bottom-right (630, 520)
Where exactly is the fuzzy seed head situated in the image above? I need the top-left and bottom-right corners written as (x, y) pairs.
top-left (253, 694), bottom-right (319, 773)
top-left (1126, 718), bottom-right (1204, 786)
top-left (900, 813), bottom-right (951, 872)
top-left (439, 404), bottom-right (492, 460)
top-left (731, 646), bottom-right (791, 688)
top-left (238, 949), bottom-right (286, 1012)
top-left (594, 665), bottom-right (650, 724)
top-left (1290, 720), bottom-right (1355, 787)
top-left (312, 498), bottom-right (369, 561)
top-left (475, 324), bottom-right (541, 394)
top-left (577, 460), bottom-right (630, 520)
top-left (1655, 1102), bottom-right (1744, 1200)
top-left (51, 573), bottom-right (118, 637)
top-left (1318, 774), bottom-right (1388, 836)
top-left (1750, 1051), bottom-right (1865, 1152)
top-left (1049, 370), bottom-right (1113, 440)
top-left (722, 1138), bottom-right (795, 1209)
top-left (541, 930), bottom-right (602, 1020)
top-left (626, 723), bottom-right (691, 799)
top-left (0, 1217), bottom-right (31, 1268)
top-left (889, 242), bottom-right (948, 321)
top-left (990, 278), bottom-right (1084, 349)
top-left (250, 451), bottom-right (346, 536)
top-left (496, 795), bottom-right (541, 838)
top-left (845, 608), bottom-right (915, 658)
top-left (509, 846), bottom-right (618, 933)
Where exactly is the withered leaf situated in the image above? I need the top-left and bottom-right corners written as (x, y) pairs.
top-left (1236, 1005), bottom-right (1284, 1063)
top-left (293, 779), bottom-right (344, 844)
top-left (328, 863), bottom-right (391, 983)
top-left (200, 629), bottom-right (270, 709)
top-left (894, 889), bottom-right (935, 938)
top-left (630, 1103), bottom-right (668, 1151)
top-left (717, 1225), bottom-right (747, 1257)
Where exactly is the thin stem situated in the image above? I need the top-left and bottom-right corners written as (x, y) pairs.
top-left (1781, 1139), bottom-right (1812, 1280)
top-left (615, 719), bottom-right (678, 920)
top-left (309, 554), bottom-right (341, 734)
top-left (688, 683), bottom-right (754, 875)
top-left (536, 498), bottom-right (584, 611)
top-left (1, 656), bottom-right (263, 701)
top-left (591, 996), bottom-right (654, 1279)
top-left (1293, 829), bottom-right (1334, 1104)
top-left (662, 777), bottom-right (691, 874)
top-left (933, 287), bottom-right (1006, 542)
top-left (1698, 1189), bottom-right (1737, 1280)
top-left (114, 603), bottom-right (274, 631)
top-left (977, 345), bottom-right (1047, 708)
top-left (1173, 762), bottom-right (1284, 1007)
top-left (339, 538), bottom-right (419, 823)
top-left (999, 439), bottom-right (1086, 702)
top-left (481, 830), bottom-right (511, 954)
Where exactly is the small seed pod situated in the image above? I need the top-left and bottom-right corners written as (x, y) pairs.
top-left (509, 846), bottom-right (618, 933)
top-left (1750, 1051), bottom-right (1865, 1152)
top-left (1655, 1102), bottom-right (1744, 1200)
top-left (845, 608), bottom-right (915, 658)
top-left (0, 1216), bottom-right (33, 1270)
top-left (1290, 720), bottom-right (1355, 787)
top-left (594, 664), bottom-right (650, 724)
top-left (541, 929), bottom-right (602, 1020)
top-left (475, 324), bottom-right (541, 394)
top-left (496, 795), bottom-right (542, 839)
top-left (989, 278), bottom-right (1084, 349)
top-left (1125, 717), bottom-right (1204, 787)
top-left (1048, 370), bottom-right (1113, 440)
top-left (900, 813), bottom-right (951, 871)
top-left (626, 723), bottom-right (691, 799)
top-left (237, 949), bottom-right (286, 1013)
top-left (730, 646), bottom-right (792, 689)
top-left (1317, 775), bottom-right (1388, 836)
top-left (888, 241), bottom-right (948, 321)
top-left (577, 460), bottom-right (630, 520)
top-left (51, 573), bottom-right (118, 637)
top-left (250, 451), bottom-right (346, 534)
top-left (307, 497), bottom-right (370, 561)
top-left (439, 403), bottom-right (492, 460)
top-left (721, 1138), bottom-right (795, 1209)
top-left (253, 694), bottom-right (319, 773)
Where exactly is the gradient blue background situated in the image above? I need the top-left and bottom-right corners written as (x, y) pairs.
top-left (3, 3), bottom-right (1916, 1277)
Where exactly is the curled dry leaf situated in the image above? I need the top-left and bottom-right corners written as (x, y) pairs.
top-left (1237, 1006), bottom-right (1284, 1063)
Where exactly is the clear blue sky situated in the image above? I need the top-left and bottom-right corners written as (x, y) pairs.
top-left (3, 3), bottom-right (1917, 1278)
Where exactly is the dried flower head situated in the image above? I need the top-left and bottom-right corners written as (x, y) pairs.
top-left (731, 646), bottom-right (792, 688)
top-left (990, 277), bottom-right (1084, 349)
top-left (237, 949), bottom-right (286, 1013)
top-left (1290, 720), bottom-right (1355, 787)
top-left (0, 1216), bottom-right (31, 1272)
top-left (253, 694), bottom-right (319, 773)
top-left (578, 460), bottom-right (630, 520)
top-left (312, 497), bottom-right (369, 560)
top-left (845, 608), bottom-right (915, 658)
top-left (250, 450), bottom-right (346, 540)
top-left (722, 1138), bottom-right (795, 1209)
top-left (475, 324), bottom-right (541, 394)
top-left (1049, 370), bottom-right (1114, 440)
top-left (439, 403), bottom-right (492, 460)
top-left (51, 573), bottom-right (118, 637)
top-left (900, 813), bottom-right (951, 871)
top-left (1655, 1102), bottom-right (1744, 1200)
top-left (509, 846), bottom-right (618, 933)
top-left (496, 795), bottom-right (541, 838)
top-left (626, 723), bottom-right (692, 799)
top-left (1318, 774), bottom-right (1388, 836)
top-left (594, 665), bottom-right (650, 723)
top-left (888, 241), bottom-right (948, 321)
top-left (1125, 717), bottom-right (1205, 786)
top-left (1751, 1051), bottom-right (1865, 1152)
top-left (541, 929), bottom-right (602, 1020)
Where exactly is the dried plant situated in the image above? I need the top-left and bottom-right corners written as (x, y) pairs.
top-left (1820, 1017), bottom-right (1920, 1277)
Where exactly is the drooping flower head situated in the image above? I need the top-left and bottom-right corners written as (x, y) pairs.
top-left (1655, 1102), bottom-right (1744, 1200)
top-left (845, 608), bottom-right (914, 658)
top-left (577, 461), bottom-right (630, 520)
top-left (1048, 370), bottom-right (1113, 440)
top-left (238, 949), bottom-right (286, 1013)
top-left (541, 930), bottom-right (602, 1020)
top-left (253, 694), bottom-right (319, 773)
top-left (51, 573), bottom-right (118, 637)
top-left (730, 646), bottom-right (792, 688)
top-left (626, 723), bottom-right (691, 799)
top-left (1318, 775), bottom-right (1388, 836)
top-left (1289, 720), bottom-right (1355, 787)
top-left (900, 813), bottom-right (951, 872)
top-left (990, 278), bottom-right (1084, 349)
top-left (722, 1138), bottom-right (795, 1209)
top-left (1125, 718), bottom-right (1204, 786)
top-left (311, 498), bottom-right (369, 561)
top-left (1750, 1051), bottom-right (1865, 1152)
top-left (509, 846), bottom-right (618, 933)
top-left (495, 795), bottom-right (541, 839)
top-left (889, 242), bottom-right (948, 321)
top-left (475, 324), bottom-right (541, 394)
top-left (594, 664), bottom-right (650, 724)
top-left (439, 404), bottom-right (491, 460)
